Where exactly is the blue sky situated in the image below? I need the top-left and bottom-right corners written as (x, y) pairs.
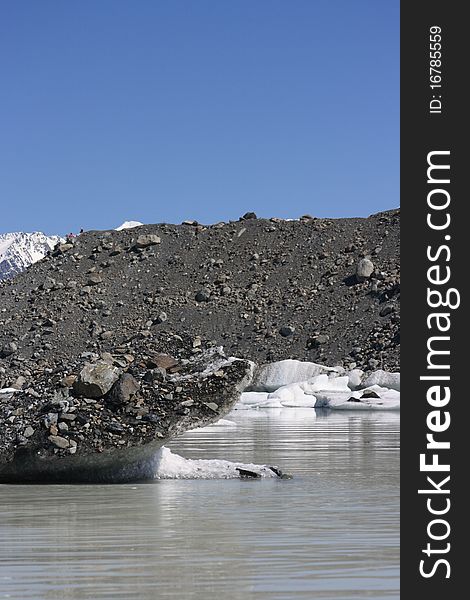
top-left (0, 0), bottom-right (399, 235)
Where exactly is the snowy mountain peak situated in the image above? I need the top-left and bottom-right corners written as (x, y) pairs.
top-left (115, 220), bottom-right (143, 230)
top-left (0, 220), bottom-right (143, 280)
top-left (0, 231), bottom-right (63, 280)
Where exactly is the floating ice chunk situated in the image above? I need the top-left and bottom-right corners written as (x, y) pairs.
top-left (362, 370), bottom-right (400, 392)
top-left (154, 446), bottom-right (279, 479)
top-left (250, 359), bottom-right (340, 392)
top-left (277, 396), bottom-right (317, 408)
top-left (347, 369), bottom-right (364, 390)
top-left (334, 385), bottom-right (400, 410)
top-left (237, 391), bottom-right (269, 407)
top-left (268, 383), bottom-right (316, 408)
top-left (314, 391), bottom-right (353, 408)
top-left (237, 363), bottom-right (400, 411)
top-left (312, 381), bottom-right (399, 410)
top-left (237, 386), bottom-right (316, 409)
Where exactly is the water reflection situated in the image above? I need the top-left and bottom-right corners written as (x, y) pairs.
top-left (0, 410), bottom-right (399, 599)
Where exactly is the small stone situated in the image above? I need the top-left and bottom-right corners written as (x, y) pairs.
top-left (279, 326), bottom-right (295, 337)
top-left (61, 374), bottom-right (76, 387)
top-left (147, 354), bottom-right (178, 370)
top-left (100, 352), bottom-right (114, 365)
top-left (180, 399), bottom-right (194, 407)
top-left (106, 421), bottom-right (125, 434)
top-left (12, 376), bottom-right (26, 389)
top-left (379, 304), bottom-right (394, 317)
top-left (41, 277), bottom-right (56, 291)
top-left (87, 273), bottom-right (103, 286)
top-left (143, 368), bottom-right (166, 383)
top-left (307, 334), bottom-right (329, 348)
top-left (195, 288), bottom-right (211, 302)
top-left (240, 212), bottom-right (257, 220)
top-left (56, 243), bottom-right (74, 254)
top-left (24, 426), bottom-right (35, 438)
top-left (154, 311), bottom-right (167, 324)
top-left (48, 435), bottom-right (70, 449)
top-left (0, 342), bottom-right (18, 358)
top-left (44, 413), bottom-right (59, 428)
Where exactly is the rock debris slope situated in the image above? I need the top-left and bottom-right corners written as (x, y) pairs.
top-left (0, 210), bottom-right (399, 481)
top-left (0, 210), bottom-right (399, 373)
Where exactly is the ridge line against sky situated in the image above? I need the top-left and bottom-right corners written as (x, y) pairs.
top-left (0, 0), bottom-right (399, 235)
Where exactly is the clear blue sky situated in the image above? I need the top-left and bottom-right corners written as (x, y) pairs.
top-left (0, 0), bottom-right (399, 235)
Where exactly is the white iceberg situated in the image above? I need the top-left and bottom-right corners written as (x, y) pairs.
top-left (249, 359), bottom-right (341, 392)
top-left (347, 369), bottom-right (365, 390)
top-left (237, 364), bottom-right (400, 411)
top-left (362, 370), bottom-right (400, 392)
top-left (154, 446), bottom-right (279, 479)
top-left (334, 385), bottom-right (400, 410)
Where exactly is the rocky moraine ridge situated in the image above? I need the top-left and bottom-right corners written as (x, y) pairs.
top-left (0, 210), bottom-right (399, 481)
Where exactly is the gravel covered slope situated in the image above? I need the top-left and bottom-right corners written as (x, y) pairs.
top-left (0, 210), bottom-right (399, 384)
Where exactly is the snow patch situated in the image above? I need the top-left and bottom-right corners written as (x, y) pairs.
top-left (115, 221), bottom-right (144, 230)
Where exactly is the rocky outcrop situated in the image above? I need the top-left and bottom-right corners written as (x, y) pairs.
top-left (0, 337), bottom-right (254, 483)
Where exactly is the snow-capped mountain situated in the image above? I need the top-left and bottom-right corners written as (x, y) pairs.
top-left (0, 221), bottom-right (144, 280)
top-left (0, 232), bottom-right (63, 280)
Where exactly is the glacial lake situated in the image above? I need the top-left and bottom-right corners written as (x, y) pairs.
top-left (0, 408), bottom-right (399, 599)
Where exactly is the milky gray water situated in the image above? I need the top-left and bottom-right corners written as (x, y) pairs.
top-left (0, 408), bottom-right (399, 599)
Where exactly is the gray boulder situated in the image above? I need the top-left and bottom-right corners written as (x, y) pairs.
top-left (108, 373), bottom-right (140, 404)
top-left (356, 258), bottom-right (374, 282)
top-left (73, 361), bottom-right (121, 399)
top-left (135, 234), bottom-right (161, 248)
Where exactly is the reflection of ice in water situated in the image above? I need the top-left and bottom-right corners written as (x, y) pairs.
top-left (154, 446), bottom-right (278, 479)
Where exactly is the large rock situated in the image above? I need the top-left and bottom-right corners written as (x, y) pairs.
top-left (108, 373), bottom-right (140, 404)
top-left (135, 234), bottom-right (161, 248)
top-left (356, 258), bottom-right (374, 282)
top-left (0, 346), bottom-right (255, 483)
top-left (73, 362), bottom-right (121, 399)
